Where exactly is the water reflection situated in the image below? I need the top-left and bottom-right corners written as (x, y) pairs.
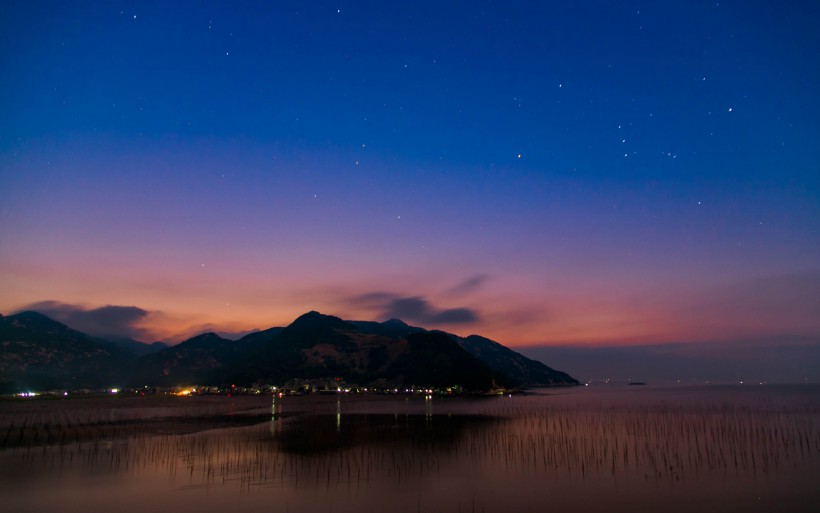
top-left (336, 396), bottom-right (341, 432)
top-left (268, 394), bottom-right (502, 454)
top-left (1, 387), bottom-right (819, 513)
top-left (270, 394), bottom-right (282, 435)
top-left (273, 411), bottom-right (502, 455)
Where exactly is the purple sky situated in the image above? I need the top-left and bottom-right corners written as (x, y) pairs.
top-left (1, 1), bottom-right (819, 381)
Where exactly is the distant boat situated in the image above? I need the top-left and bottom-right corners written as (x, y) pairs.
top-left (628, 382), bottom-right (647, 386)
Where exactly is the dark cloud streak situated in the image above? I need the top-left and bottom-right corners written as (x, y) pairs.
top-left (520, 336), bottom-right (820, 384)
top-left (18, 300), bottom-right (152, 341)
top-left (351, 292), bottom-right (479, 325)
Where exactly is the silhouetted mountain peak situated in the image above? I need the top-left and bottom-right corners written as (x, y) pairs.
top-left (349, 318), bottom-right (426, 340)
top-left (192, 332), bottom-right (221, 339)
top-left (13, 310), bottom-right (49, 319)
top-left (10, 310), bottom-right (66, 327)
top-left (179, 332), bottom-right (229, 348)
top-left (287, 311), bottom-right (353, 332)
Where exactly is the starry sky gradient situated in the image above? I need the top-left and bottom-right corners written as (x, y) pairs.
top-left (1, 2), bottom-right (819, 380)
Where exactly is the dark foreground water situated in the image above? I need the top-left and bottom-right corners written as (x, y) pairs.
top-left (1, 385), bottom-right (818, 513)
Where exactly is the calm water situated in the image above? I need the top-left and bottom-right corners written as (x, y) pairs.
top-left (1, 385), bottom-right (818, 513)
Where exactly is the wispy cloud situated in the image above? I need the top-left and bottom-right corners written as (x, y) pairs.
top-left (184, 323), bottom-right (261, 341)
top-left (444, 274), bottom-right (489, 296)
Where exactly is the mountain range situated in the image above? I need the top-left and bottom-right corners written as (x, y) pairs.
top-left (0, 310), bottom-right (578, 393)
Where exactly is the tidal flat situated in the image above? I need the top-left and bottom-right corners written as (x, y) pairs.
top-left (1, 385), bottom-right (818, 513)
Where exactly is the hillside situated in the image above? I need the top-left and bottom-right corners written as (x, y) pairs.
top-left (0, 311), bottom-right (133, 392)
top-left (1, 311), bottom-right (579, 392)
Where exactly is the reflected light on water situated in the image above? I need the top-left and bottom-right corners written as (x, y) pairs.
top-left (1, 385), bottom-right (819, 513)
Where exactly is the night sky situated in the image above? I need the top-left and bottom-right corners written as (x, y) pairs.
top-left (1, 2), bottom-right (819, 381)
